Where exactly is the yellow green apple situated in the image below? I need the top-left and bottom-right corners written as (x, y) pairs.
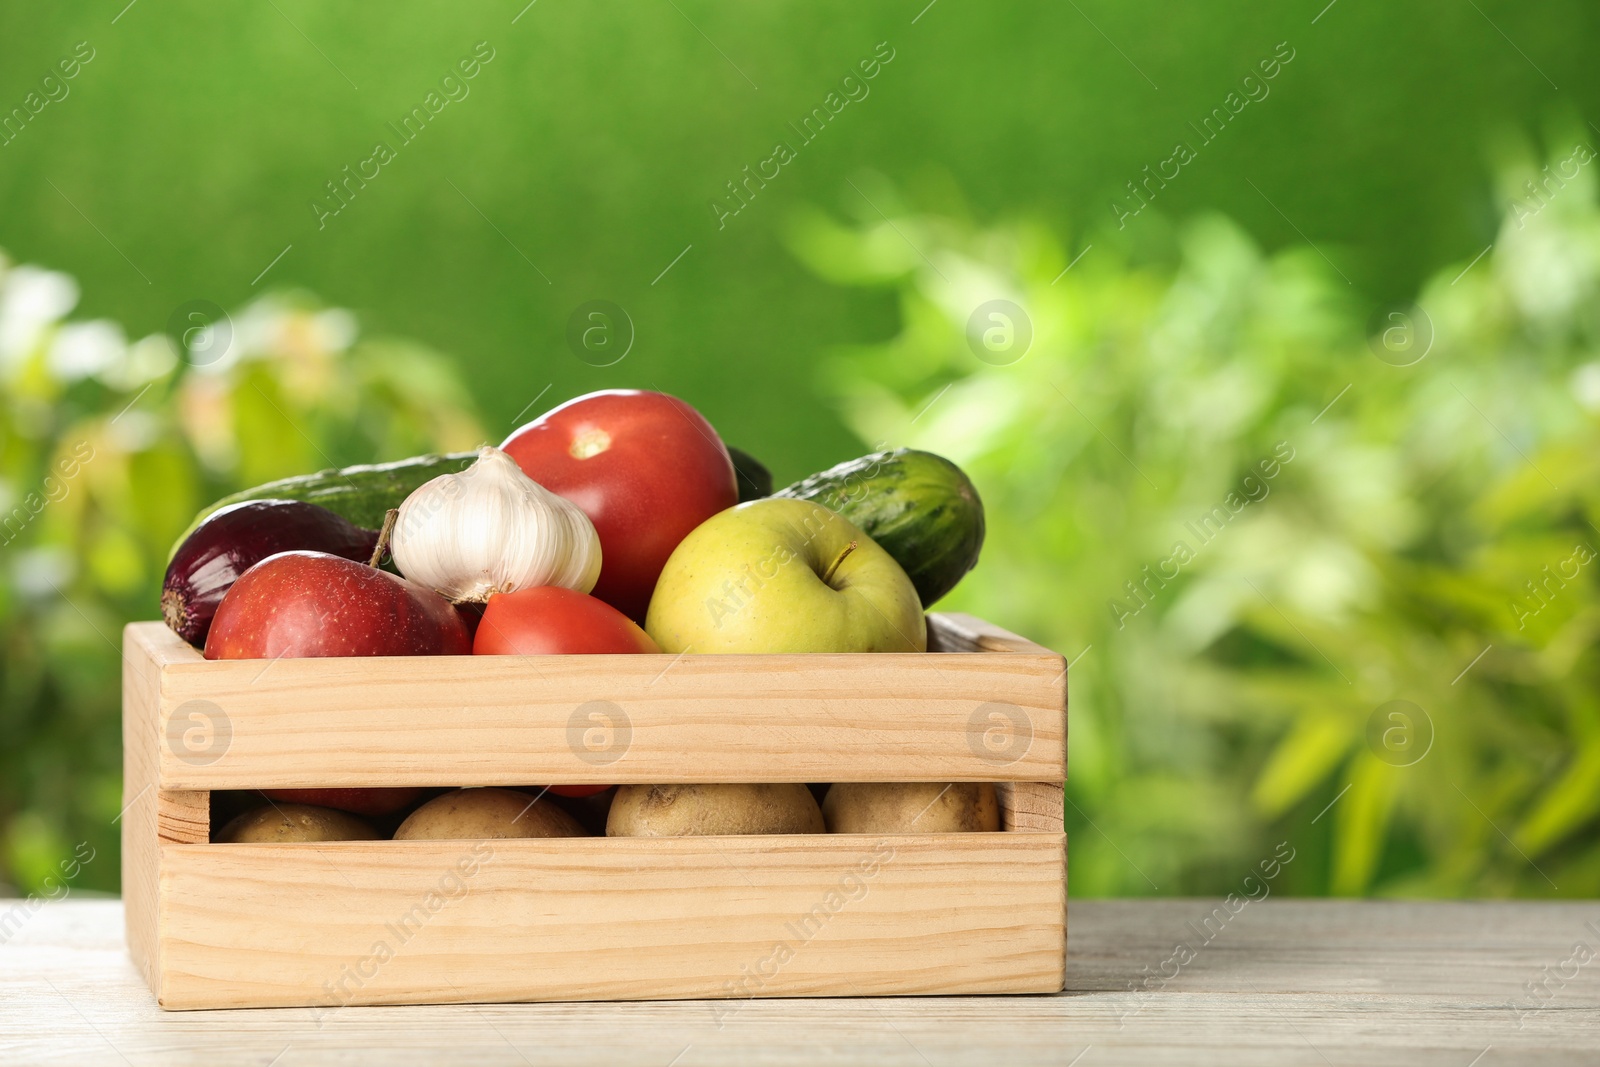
top-left (644, 499), bottom-right (926, 653)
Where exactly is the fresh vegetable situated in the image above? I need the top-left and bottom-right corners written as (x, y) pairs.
top-left (501, 389), bottom-right (738, 621)
top-left (775, 448), bottom-right (984, 607)
top-left (546, 785), bottom-right (611, 800)
top-left (821, 782), bottom-right (998, 833)
top-left (393, 787), bottom-right (586, 839)
top-left (727, 446), bottom-right (772, 503)
top-left (205, 551), bottom-right (472, 659)
top-left (161, 500), bottom-right (380, 647)
top-left (259, 787), bottom-right (425, 817)
top-left (644, 498), bottom-right (926, 654)
top-left (214, 804), bottom-right (380, 843)
top-left (173, 451), bottom-right (476, 556)
top-left (606, 783), bottom-right (825, 837)
top-left (473, 586), bottom-right (659, 655)
top-left (391, 447), bottom-right (601, 603)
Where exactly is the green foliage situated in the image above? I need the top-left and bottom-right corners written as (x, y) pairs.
top-left (788, 146), bottom-right (1600, 897)
top-left (0, 263), bottom-right (482, 896)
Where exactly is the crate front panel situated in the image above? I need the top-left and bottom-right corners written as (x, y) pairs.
top-left (154, 833), bottom-right (1066, 1009)
top-left (130, 623), bottom-right (1066, 789)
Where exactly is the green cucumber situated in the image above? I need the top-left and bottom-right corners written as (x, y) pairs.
top-left (775, 449), bottom-right (984, 606)
top-left (172, 452), bottom-right (476, 558)
top-left (727, 446), bottom-right (773, 503)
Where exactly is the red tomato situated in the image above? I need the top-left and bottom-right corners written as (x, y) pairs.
top-left (473, 586), bottom-right (662, 655)
top-left (511, 785), bottom-right (612, 799)
top-left (260, 787), bottom-right (425, 817)
top-left (501, 390), bottom-right (737, 621)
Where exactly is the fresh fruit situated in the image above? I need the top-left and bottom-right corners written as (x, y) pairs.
top-left (392, 447), bottom-right (601, 603)
top-left (473, 586), bottom-right (660, 655)
top-left (546, 785), bottom-right (611, 799)
top-left (173, 451), bottom-right (476, 556)
top-left (644, 498), bottom-right (926, 654)
top-left (205, 551), bottom-right (472, 659)
top-left (606, 783), bottom-right (824, 836)
top-left (214, 803), bottom-right (380, 843)
top-left (727, 446), bottom-right (772, 503)
top-left (501, 390), bottom-right (737, 621)
top-left (259, 787), bottom-right (425, 817)
top-left (161, 500), bottom-right (380, 647)
top-left (821, 782), bottom-right (999, 834)
top-left (775, 449), bottom-right (985, 606)
top-left (549, 785), bottom-right (616, 834)
top-left (393, 787), bottom-right (586, 840)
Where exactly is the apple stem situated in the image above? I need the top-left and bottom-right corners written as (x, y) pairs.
top-left (821, 540), bottom-right (859, 587)
top-left (369, 509), bottom-right (399, 568)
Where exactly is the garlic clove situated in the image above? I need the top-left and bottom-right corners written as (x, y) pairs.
top-left (391, 446), bottom-right (602, 603)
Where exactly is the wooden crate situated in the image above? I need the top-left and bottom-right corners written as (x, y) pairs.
top-left (121, 613), bottom-right (1067, 1011)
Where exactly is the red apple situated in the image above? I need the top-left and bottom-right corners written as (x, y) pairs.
top-left (260, 787), bottom-right (425, 817)
top-left (501, 390), bottom-right (737, 621)
top-left (205, 551), bottom-right (472, 659)
top-left (473, 586), bottom-right (661, 656)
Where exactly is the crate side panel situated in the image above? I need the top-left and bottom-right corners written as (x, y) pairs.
top-left (144, 646), bottom-right (1065, 790)
top-left (154, 833), bottom-right (1066, 1009)
top-left (124, 626), bottom-right (213, 1003)
top-left (121, 625), bottom-right (163, 995)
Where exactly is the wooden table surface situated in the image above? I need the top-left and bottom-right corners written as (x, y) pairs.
top-left (2, 899), bottom-right (1596, 1065)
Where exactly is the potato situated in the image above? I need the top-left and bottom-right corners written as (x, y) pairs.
top-left (393, 787), bottom-right (586, 840)
top-left (822, 783), bottom-right (999, 834)
top-left (215, 803), bottom-right (380, 843)
top-left (606, 783), bottom-right (824, 837)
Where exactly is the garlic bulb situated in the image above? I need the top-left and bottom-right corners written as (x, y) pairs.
top-left (391, 446), bottom-right (601, 602)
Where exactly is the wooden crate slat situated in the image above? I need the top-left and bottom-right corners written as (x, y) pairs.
top-left (154, 833), bottom-right (1066, 1009)
top-left (129, 622), bottom-right (1067, 789)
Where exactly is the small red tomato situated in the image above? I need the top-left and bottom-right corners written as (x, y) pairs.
top-left (501, 390), bottom-right (737, 621)
top-left (260, 787), bottom-right (425, 817)
top-left (473, 586), bottom-right (662, 655)
top-left (510, 785), bottom-right (611, 799)
top-left (546, 785), bottom-right (612, 799)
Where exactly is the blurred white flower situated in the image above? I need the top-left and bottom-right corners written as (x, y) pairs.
top-left (12, 547), bottom-right (75, 599)
top-left (230, 298), bottom-right (357, 363)
top-left (47, 320), bottom-right (125, 382)
top-left (1280, 538), bottom-right (1376, 621)
top-left (1571, 362), bottom-right (1600, 411)
top-left (99, 334), bottom-right (178, 391)
top-left (107, 410), bottom-right (162, 453)
top-left (0, 266), bottom-right (80, 378)
top-left (1496, 192), bottom-right (1600, 322)
top-left (313, 308), bottom-right (358, 352)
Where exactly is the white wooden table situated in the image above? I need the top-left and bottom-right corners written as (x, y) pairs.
top-left (2, 899), bottom-right (1596, 1065)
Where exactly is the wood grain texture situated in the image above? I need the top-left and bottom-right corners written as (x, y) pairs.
top-left (927, 612), bottom-right (1059, 655)
top-left (120, 627), bottom-right (161, 1000)
top-left (5, 900), bottom-right (1597, 1066)
top-left (122, 615), bottom-right (1068, 1011)
top-left (995, 781), bottom-right (1065, 833)
top-left (152, 833), bottom-right (1066, 1009)
top-left (121, 626), bottom-right (210, 1004)
top-left (126, 621), bottom-right (1067, 789)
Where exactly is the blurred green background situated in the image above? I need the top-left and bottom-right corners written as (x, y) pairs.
top-left (3, 1), bottom-right (1599, 899)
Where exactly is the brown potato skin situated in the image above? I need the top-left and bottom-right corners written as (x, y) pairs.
top-left (822, 783), bottom-right (999, 834)
top-left (606, 783), bottom-right (824, 837)
top-left (393, 787), bottom-right (586, 840)
top-left (215, 803), bottom-right (380, 843)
